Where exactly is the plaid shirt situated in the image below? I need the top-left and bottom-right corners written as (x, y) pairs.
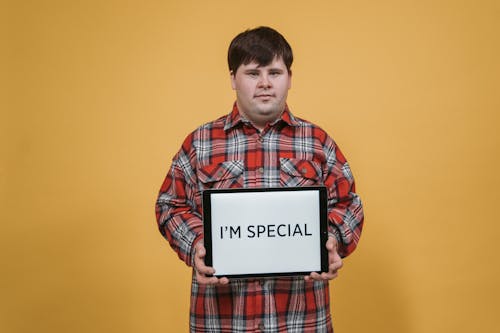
top-left (156, 104), bottom-right (364, 332)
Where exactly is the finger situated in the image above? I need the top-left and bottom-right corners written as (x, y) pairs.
top-left (218, 277), bottom-right (230, 285)
top-left (195, 260), bottom-right (215, 276)
top-left (306, 272), bottom-right (323, 281)
top-left (326, 237), bottom-right (335, 251)
top-left (193, 241), bottom-right (206, 260)
top-left (329, 263), bottom-right (342, 274)
top-left (198, 266), bottom-right (216, 276)
top-left (195, 269), bottom-right (230, 285)
top-left (330, 253), bottom-right (343, 271)
top-left (194, 254), bottom-right (215, 276)
top-left (332, 261), bottom-right (343, 271)
top-left (196, 244), bottom-right (205, 257)
top-left (307, 264), bottom-right (342, 281)
top-left (193, 242), bottom-right (223, 284)
top-left (324, 259), bottom-right (342, 280)
top-left (195, 271), bottom-right (219, 284)
top-left (321, 271), bottom-right (338, 280)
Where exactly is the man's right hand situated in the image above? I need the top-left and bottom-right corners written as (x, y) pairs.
top-left (193, 241), bottom-right (229, 285)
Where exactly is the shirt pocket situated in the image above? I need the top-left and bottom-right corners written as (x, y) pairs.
top-left (197, 160), bottom-right (245, 190)
top-left (279, 158), bottom-right (322, 187)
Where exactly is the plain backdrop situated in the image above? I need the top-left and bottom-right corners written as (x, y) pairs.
top-left (2, 0), bottom-right (499, 332)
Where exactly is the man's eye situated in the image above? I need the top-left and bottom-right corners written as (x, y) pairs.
top-left (269, 71), bottom-right (281, 76)
top-left (247, 72), bottom-right (259, 77)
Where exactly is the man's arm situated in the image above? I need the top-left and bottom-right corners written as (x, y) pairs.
top-left (305, 134), bottom-right (363, 281)
top-left (323, 135), bottom-right (364, 258)
top-left (155, 135), bottom-right (228, 284)
top-left (155, 132), bottom-right (205, 267)
top-left (155, 160), bottom-right (202, 267)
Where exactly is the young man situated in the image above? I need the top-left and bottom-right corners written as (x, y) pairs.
top-left (156, 26), bottom-right (364, 332)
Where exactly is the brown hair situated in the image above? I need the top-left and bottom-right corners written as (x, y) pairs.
top-left (228, 26), bottom-right (293, 74)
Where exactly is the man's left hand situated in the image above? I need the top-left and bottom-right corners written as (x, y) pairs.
top-left (305, 236), bottom-right (343, 281)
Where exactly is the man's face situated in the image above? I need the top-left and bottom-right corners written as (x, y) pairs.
top-left (231, 57), bottom-right (292, 130)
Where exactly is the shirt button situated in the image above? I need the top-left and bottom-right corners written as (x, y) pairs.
top-left (258, 323), bottom-right (265, 331)
top-left (257, 167), bottom-right (264, 174)
top-left (301, 167), bottom-right (308, 174)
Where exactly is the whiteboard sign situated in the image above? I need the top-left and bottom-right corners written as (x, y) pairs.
top-left (202, 187), bottom-right (328, 278)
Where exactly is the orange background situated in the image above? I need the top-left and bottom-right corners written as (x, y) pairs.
top-left (2, 0), bottom-right (499, 332)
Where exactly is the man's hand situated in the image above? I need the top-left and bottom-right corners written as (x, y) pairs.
top-left (305, 236), bottom-right (343, 282)
top-left (193, 241), bottom-right (229, 285)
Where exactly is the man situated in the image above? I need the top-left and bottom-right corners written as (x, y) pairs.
top-left (156, 26), bottom-right (364, 332)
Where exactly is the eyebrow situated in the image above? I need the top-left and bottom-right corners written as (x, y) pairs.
top-left (243, 68), bottom-right (260, 73)
top-left (243, 67), bottom-right (284, 73)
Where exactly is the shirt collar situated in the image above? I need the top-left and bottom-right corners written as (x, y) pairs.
top-left (223, 102), bottom-right (299, 131)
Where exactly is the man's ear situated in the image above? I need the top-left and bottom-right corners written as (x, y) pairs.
top-left (230, 70), bottom-right (236, 90)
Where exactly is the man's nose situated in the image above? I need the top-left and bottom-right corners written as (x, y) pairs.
top-left (258, 74), bottom-right (272, 88)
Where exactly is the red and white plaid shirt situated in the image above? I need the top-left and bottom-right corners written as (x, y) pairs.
top-left (156, 104), bottom-right (364, 332)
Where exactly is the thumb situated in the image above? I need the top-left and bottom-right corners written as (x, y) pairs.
top-left (326, 237), bottom-right (336, 251)
top-left (196, 243), bottom-right (205, 257)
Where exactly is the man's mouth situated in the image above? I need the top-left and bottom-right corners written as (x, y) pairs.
top-left (255, 94), bottom-right (274, 98)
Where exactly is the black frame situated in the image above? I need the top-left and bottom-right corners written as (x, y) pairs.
top-left (202, 186), bottom-right (329, 279)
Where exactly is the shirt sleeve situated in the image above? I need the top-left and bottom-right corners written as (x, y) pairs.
top-left (155, 133), bottom-right (203, 267)
top-left (322, 135), bottom-right (364, 258)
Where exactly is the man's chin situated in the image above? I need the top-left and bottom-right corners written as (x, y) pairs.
top-left (256, 110), bottom-right (280, 119)
top-left (255, 104), bottom-right (281, 116)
